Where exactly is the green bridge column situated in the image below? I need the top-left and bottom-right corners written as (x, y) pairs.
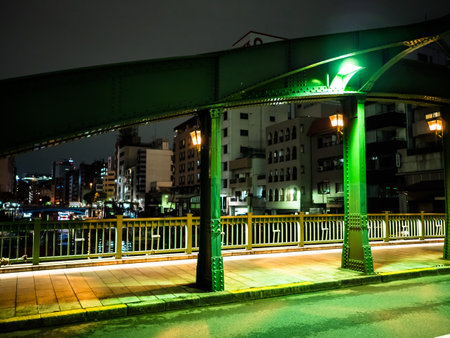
top-left (196, 108), bottom-right (225, 291)
top-left (443, 109), bottom-right (450, 259)
top-left (341, 96), bottom-right (374, 274)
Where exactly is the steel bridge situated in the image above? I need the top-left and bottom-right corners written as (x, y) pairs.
top-left (1, 15), bottom-right (449, 291)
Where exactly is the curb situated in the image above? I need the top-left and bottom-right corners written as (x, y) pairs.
top-left (1, 265), bottom-right (449, 333)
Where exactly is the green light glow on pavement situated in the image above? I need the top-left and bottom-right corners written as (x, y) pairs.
top-left (330, 60), bottom-right (363, 90)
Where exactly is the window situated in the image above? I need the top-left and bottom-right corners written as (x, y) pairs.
top-left (240, 113), bottom-right (249, 119)
top-left (269, 189), bottom-right (273, 202)
top-left (268, 171), bottom-right (273, 183)
top-left (292, 146), bottom-right (297, 160)
top-left (300, 124), bottom-right (304, 133)
top-left (270, 116), bottom-right (275, 122)
top-left (223, 111), bottom-right (228, 120)
top-left (285, 128), bottom-right (290, 141)
top-left (318, 134), bottom-right (340, 148)
top-left (279, 130), bottom-right (284, 142)
top-left (286, 148), bottom-right (291, 161)
top-left (280, 169), bottom-right (284, 182)
top-left (293, 188), bottom-right (298, 201)
top-left (240, 146), bottom-right (249, 154)
top-left (300, 165), bottom-right (305, 174)
top-left (274, 189), bottom-right (279, 202)
top-left (273, 151), bottom-right (278, 163)
top-left (279, 149), bottom-right (284, 162)
top-left (240, 129), bottom-right (249, 136)
top-left (267, 133), bottom-right (272, 145)
top-left (317, 157), bottom-right (344, 171)
top-left (336, 182), bottom-right (344, 193)
top-left (274, 169), bottom-right (279, 182)
top-left (286, 168), bottom-right (291, 181)
top-left (223, 128), bottom-right (228, 137)
top-left (293, 167), bottom-right (298, 180)
top-left (318, 182), bottom-right (330, 194)
top-left (268, 152), bottom-right (272, 164)
top-left (274, 131), bottom-right (278, 144)
top-left (223, 145), bottom-right (228, 154)
top-left (292, 126), bottom-right (297, 139)
top-left (300, 144), bottom-right (305, 153)
top-left (222, 179), bottom-right (228, 188)
top-left (280, 188), bottom-right (284, 201)
top-left (222, 162), bottom-right (228, 171)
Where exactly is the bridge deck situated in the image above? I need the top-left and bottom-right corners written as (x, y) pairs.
top-left (0, 242), bottom-right (447, 331)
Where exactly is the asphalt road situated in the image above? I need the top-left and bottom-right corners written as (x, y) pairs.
top-left (4, 274), bottom-right (450, 338)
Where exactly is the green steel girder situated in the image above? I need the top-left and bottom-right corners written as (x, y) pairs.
top-left (0, 14), bottom-right (449, 156)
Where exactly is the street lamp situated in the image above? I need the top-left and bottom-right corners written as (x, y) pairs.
top-left (426, 112), bottom-right (444, 138)
top-left (329, 113), bottom-right (344, 136)
top-left (190, 129), bottom-right (202, 152)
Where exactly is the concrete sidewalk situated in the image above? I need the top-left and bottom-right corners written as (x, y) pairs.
top-left (0, 242), bottom-right (448, 332)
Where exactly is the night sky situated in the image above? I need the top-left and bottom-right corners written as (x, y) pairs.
top-left (1, 0), bottom-right (449, 175)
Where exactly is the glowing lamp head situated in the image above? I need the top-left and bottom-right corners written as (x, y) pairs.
top-left (425, 112), bottom-right (444, 137)
top-left (190, 130), bottom-right (202, 151)
top-left (329, 113), bottom-right (344, 128)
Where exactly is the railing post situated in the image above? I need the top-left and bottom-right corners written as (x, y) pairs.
top-left (32, 218), bottom-right (41, 265)
top-left (186, 213), bottom-right (193, 254)
top-left (383, 211), bottom-right (390, 242)
top-left (115, 215), bottom-right (123, 259)
top-left (246, 213), bottom-right (253, 250)
top-left (420, 211), bottom-right (425, 240)
top-left (298, 212), bottom-right (305, 247)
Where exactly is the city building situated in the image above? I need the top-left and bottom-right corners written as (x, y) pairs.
top-left (221, 105), bottom-right (289, 214)
top-left (396, 105), bottom-right (444, 212)
top-left (52, 159), bottom-right (75, 206)
top-left (116, 137), bottom-right (173, 215)
top-left (171, 116), bottom-right (202, 215)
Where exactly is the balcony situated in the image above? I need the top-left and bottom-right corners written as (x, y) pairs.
top-left (230, 177), bottom-right (252, 188)
top-left (228, 196), bottom-right (248, 207)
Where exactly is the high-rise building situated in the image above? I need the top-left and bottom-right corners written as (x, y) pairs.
top-left (116, 138), bottom-right (173, 214)
top-left (52, 159), bottom-right (75, 205)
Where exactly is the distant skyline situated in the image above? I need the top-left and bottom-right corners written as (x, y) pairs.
top-left (1, 1), bottom-right (449, 174)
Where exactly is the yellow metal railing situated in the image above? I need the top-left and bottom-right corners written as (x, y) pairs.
top-left (0, 212), bottom-right (445, 265)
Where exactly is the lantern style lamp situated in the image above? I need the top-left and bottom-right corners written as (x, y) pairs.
top-left (329, 113), bottom-right (344, 135)
top-left (190, 130), bottom-right (202, 152)
top-left (426, 112), bottom-right (443, 138)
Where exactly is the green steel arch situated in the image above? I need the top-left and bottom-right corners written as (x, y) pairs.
top-left (0, 14), bottom-right (449, 156)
